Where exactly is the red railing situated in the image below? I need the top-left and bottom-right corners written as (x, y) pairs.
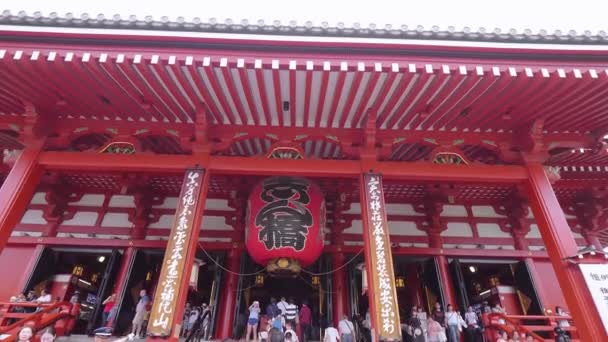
top-left (0, 302), bottom-right (76, 342)
top-left (484, 312), bottom-right (579, 342)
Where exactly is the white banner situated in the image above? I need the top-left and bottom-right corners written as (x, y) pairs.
top-left (579, 263), bottom-right (608, 335)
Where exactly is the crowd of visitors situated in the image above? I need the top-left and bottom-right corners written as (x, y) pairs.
top-left (9, 289), bottom-right (54, 309)
top-left (398, 301), bottom-right (568, 342)
top-left (15, 326), bottom-right (56, 342)
top-left (181, 301), bottom-right (213, 341)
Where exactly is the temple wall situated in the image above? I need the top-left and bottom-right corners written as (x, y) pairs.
top-left (342, 202), bottom-right (586, 250)
top-left (12, 192), bottom-right (234, 243)
top-left (11, 192), bottom-right (589, 250)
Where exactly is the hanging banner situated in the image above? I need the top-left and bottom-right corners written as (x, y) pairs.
top-left (362, 173), bottom-right (401, 341)
top-left (579, 263), bottom-right (608, 335)
top-left (147, 168), bottom-right (205, 337)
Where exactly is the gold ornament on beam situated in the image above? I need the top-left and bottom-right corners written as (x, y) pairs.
top-left (266, 142), bottom-right (305, 160)
top-left (99, 141), bottom-right (136, 155)
top-left (432, 152), bottom-right (468, 165)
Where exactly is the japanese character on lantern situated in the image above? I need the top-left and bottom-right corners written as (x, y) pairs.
top-left (247, 177), bottom-right (325, 272)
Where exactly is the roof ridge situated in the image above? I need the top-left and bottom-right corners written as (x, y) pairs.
top-left (1, 9), bottom-right (608, 44)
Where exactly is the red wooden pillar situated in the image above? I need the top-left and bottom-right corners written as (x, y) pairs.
top-left (331, 251), bottom-right (349, 326)
top-left (526, 163), bottom-right (606, 341)
top-left (0, 145), bottom-right (43, 253)
top-left (113, 247), bottom-right (136, 300)
top-left (216, 248), bottom-right (241, 339)
top-left (436, 255), bottom-right (458, 309)
top-left (428, 233), bottom-right (458, 309)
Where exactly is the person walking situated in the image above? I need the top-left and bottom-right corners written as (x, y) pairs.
top-left (299, 300), bottom-right (312, 342)
top-left (338, 315), bottom-right (356, 342)
top-left (131, 289), bottom-right (150, 338)
top-left (426, 317), bottom-right (446, 342)
top-left (324, 325), bottom-right (340, 342)
top-left (431, 303), bottom-right (446, 329)
top-left (464, 306), bottom-right (481, 342)
top-left (246, 301), bottom-right (261, 341)
top-left (285, 322), bottom-right (299, 342)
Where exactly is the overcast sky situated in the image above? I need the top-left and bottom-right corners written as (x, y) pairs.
top-left (4, 0), bottom-right (608, 33)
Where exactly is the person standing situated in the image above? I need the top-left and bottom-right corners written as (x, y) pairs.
top-left (181, 303), bottom-right (192, 337)
top-left (444, 304), bottom-right (461, 342)
top-left (278, 297), bottom-right (289, 318)
top-left (338, 315), bottom-right (355, 342)
top-left (201, 303), bottom-right (212, 340)
top-left (415, 307), bottom-right (428, 342)
top-left (492, 303), bottom-right (506, 325)
top-left (555, 306), bottom-right (570, 330)
top-left (267, 298), bottom-right (281, 318)
top-left (285, 322), bottom-right (299, 342)
top-left (407, 307), bottom-right (425, 342)
top-left (186, 305), bottom-right (200, 338)
top-left (464, 306), bottom-right (481, 342)
top-left (131, 289), bottom-right (150, 338)
top-left (102, 294), bottom-right (117, 325)
top-left (246, 301), bottom-right (261, 341)
top-left (36, 289), bottom-right (52, 303)
top-left (284, 298), bottom-right (298, 328)
top-left (299, 300), bottom-right (312, 342)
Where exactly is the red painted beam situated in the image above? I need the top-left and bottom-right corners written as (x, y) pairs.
top-left (37, 151), bottom-right (529, 182)
top-left (323, 245), bottom-right (550, 259)
top-left (7, 236), bottom-right (232, 250)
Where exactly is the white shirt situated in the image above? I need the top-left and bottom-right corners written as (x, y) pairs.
top-left (465, 312), bottom-right (477, 325)
top-left (285, 329), bottom-right (299, 342)
top-left (37, 294), bottom-right (52, 303)
top-left (446, 311), bottom-right (459, 326)
top-left (189, 309), bottom-right (200, 324)
top-left (324, 327), bottom-right (340, 342)
top-left (278, 300), bottom-right (288, 315)
top-left (557, 312), bottom-right (570, 328)
top-left (338, 319), bottom-right (355, 335)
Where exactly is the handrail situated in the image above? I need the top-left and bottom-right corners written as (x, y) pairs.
top-left (500, 314), bottom-right (578, 335)
top-left (486, 313), bottom-right (546, 341)
top-left (0, 301), bottom-right (73, 337)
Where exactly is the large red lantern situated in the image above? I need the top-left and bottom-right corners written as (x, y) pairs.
top-left (246, 177), bottom-right (325, 273)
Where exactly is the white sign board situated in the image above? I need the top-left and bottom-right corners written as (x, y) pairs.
top-left (579, 263), bottom-right (608, 335)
